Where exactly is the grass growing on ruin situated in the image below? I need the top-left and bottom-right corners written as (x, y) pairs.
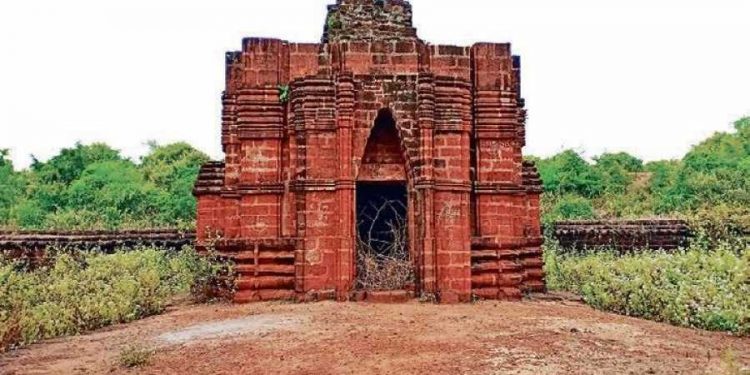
top-left (0, 247), bottom-right (222, 352)
top-left (544, 242), bottom-right (750, 335)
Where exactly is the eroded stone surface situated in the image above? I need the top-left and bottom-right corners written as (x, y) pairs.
top-left (194, 0), bottom-right (544, 303)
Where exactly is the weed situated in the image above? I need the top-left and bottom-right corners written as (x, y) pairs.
top-left (0, 247), bottom-right (217, 352)
top-left (118, 343), bottom-right (153, 368)
top-left (278, 85), bottom-right (290, 104)
top-left (326, 12), bottom-right (342, 31)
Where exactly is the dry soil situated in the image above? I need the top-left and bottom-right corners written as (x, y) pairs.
top-left (1, 296), bottom-right (748, 375)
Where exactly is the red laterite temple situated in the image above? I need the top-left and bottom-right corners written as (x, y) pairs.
top-left (194, 0), bottom-right (544, 303)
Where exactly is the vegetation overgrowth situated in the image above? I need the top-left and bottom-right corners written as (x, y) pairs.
top-left (0, 117), bottom-right (748, 344)
top-left (0, 247), bottom-right (223, 352)
top-left (537, 116), bottom-right (749, 335)
top-left (545, 242), bottom-right (750, 335)
top-left (0, 142), bottom-right (208, 230)
top-left (1, 117), bottom-right (748, 232)
top-left (531, 117), bottom-right (750, 232)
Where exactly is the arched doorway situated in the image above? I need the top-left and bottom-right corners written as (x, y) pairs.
top-left (355, 109), bottom-right (413, 291)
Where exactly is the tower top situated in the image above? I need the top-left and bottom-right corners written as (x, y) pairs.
top-left (322, 0), bottom-right (419, 43)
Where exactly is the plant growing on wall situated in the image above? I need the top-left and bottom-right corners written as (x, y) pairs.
top-left (326, 12), bottom-right (342, 31)
top-left (278, 85), bottom-right (290, 104)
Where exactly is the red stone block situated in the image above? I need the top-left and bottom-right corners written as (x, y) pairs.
top-left (193, 0), bottom-right (543, 304)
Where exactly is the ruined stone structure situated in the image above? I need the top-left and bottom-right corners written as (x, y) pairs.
top-left (194, 0), bottom-right (544, 303)
top-left (0, 229), bottom-right (195, 266)
top-left (553, 220), bottom-right (691, 253)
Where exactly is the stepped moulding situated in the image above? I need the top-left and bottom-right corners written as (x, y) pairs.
top-left (194, 0), bottom-right (545, 303)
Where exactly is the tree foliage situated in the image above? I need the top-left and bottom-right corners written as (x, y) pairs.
top-left (0, 150), bottom-right (26, 224)
top-left (535, 150), bottom-right (604, 198)
top-left (531, 117), bottom-right (750, 225)
top-left (139, 142), bottom-right (210, 224)
top-left (0, 142), bottom-right (208, 230)
top-left (31, 143), bottom-right (122, 185)
top-left (1, 117), bottom-right (747, 230)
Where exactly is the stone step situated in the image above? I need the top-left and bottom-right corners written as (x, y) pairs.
top-left (524, 269), bottom-right (545, 280)
top-left (234, 289), bottom-right (296, 304)
top-left (234, 264), bottom-right (296, 275)
top-left (350, 290), bottom-right (414, 303)
top-left (520, 257), bottom-right (544, 268)
top-left (522, 280), bottom-right (546, 294)
top-left (227, 251), bottom-right (295, 262)
top-left (498, 287), bottom-right (523, 301)
top-left (236, 276), bottom-right (295, 290)
top-left (471, 273), bottom-right (523, 288)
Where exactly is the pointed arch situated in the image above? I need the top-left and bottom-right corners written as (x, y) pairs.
top-left (357, 108), bottom-right (408, 182)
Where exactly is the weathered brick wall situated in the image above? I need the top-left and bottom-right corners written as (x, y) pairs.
top-left (0, 229), bottom-right (195, 264)
top-left (323, 0), bottom-right (418, 43)
top-left (194, 0), bottom-right (544, 303)
top-left (553, 220), bottom-right (691, 252)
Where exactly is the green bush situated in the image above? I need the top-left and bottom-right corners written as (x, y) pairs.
top-left (526, 117), bottom-right (750, 230)
top-left (545, 243), bottom-right (750, 335)
top-left (118, 343), bottom-right (154, 368)
top-left (0, 247), bottom-right (221, 352)
top-left (541, 194), bottom-right (596, 225)
top-left (139, 142), bottom-right (209, 225)
top-left (594, 152), bottom-right (642, 194)
top-left (66, 160), bottom-right (167, 229)
top-left (536, 150), bottom-right (605, 198)
top-left (0, 150), bottom-right (26, 224)
top-left (0, 142), bottom-right (208, 230)
top-left (687, 205), bottom-right (750, 250)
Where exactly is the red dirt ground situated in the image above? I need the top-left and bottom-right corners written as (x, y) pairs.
top-left (1, 296), bottom-right (748, 375)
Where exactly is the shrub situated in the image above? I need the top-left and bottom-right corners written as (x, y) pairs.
top-left (535, 150), bottom-right (605, 198)
top-left (118, 343), bottom-right (154, 368)
top-left (687, 205), bottom-right (750, 250)
top-left (542, 194), bottom-right (596, 225)
top-left (0, 247), bottom-right (218, 352)
top-left (544, 242), bottom-right (750, 335)
top-left (0, 150), bottom-right (26, 225)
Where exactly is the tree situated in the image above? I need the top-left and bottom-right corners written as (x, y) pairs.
top-left (536, 150), bottom-right (605, 198)
top-left (542, 194), bottom-right (596, 225)
top-left (3, 141), bottom-right (212, 229)
top-left (0, 150), bottom-right (26, 225)
top-left (31, 142), bottom-right (123, 185)
top-left (592, 152), bottom-right (644, 194)
top-left (662, 118), bottom-right (750, 211)
top-left (140, 142), bottom-right (209, 189)
top-left (66, 160), bottom-right (166, 228)
top-left (139, 142), bottom-right (210, 224)
top-left (595, 152), bottom-right (644, 173)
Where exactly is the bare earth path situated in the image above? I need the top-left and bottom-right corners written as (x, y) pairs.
top-left (2, 298), bottom-right (748, 375)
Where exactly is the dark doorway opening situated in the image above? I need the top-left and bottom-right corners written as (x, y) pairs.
top-left (355, 182), bottom-right (413, 291)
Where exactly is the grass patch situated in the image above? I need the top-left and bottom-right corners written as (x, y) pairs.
top-left (0, 247), bottom-right (224, 352)
top-left (118, 343), bottom-right (154, 368)
top-left (544, 242), bottom-right (750, 335)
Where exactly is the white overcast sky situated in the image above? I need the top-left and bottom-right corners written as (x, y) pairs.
top-left (1, 0), bottom-right (748, 169)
